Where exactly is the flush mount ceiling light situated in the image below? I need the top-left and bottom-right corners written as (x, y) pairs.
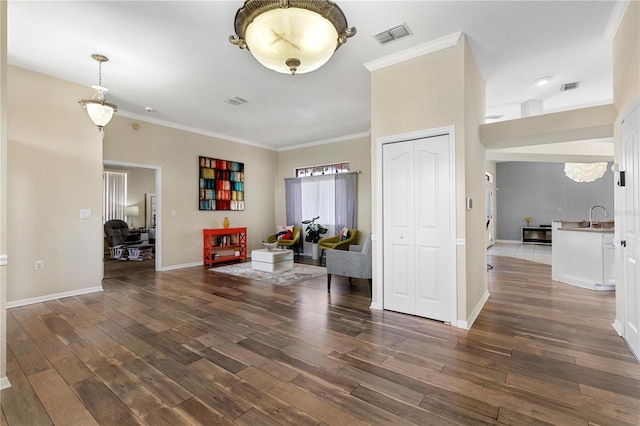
top-left (564, 162), bottom-right (608, 183)
top-left (229, 0), bottom-right (356, 75)
top-left (78, 54), bottom-right (118, 131)
top-left (535, 77), bottom-right (551, 87)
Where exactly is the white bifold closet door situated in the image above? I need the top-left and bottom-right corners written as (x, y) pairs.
top-left (382, 134), bottom-right (452, 322)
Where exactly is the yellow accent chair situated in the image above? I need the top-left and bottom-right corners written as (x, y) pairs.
top-left (318, 228), bottom-right (359, 260)
top-left (267, 226), bottom-right (301, 255)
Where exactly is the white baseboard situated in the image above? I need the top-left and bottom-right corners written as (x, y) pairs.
top-left (369, 301), bottom-right (383, 310)
top-left (612, 319), bottom-right (623, 336)
top-left (6, 286), bottom-right (104, 309)
top-left (0, 376), bottom-right (11, 390)
top-left (162, 261), bottom-right (203, 271)
top-left (456, 289), bottom-right (490, 330)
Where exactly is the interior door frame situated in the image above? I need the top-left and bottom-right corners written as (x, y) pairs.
top-left (103, 160), bottom-right (162, 272)
top-left (614, 97), bottom-right (640, 361)
top-left (375, 125), bottom-right (457, 325)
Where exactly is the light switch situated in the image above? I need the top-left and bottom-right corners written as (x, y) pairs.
top-left (80, 209), bottom-right (92, 219)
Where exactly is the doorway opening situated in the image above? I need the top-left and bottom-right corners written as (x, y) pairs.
top-left (103, 160), bottom-right (162, 274)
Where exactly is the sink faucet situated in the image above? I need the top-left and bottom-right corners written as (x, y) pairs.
top-left (589, 205), bottom-right (609, 228)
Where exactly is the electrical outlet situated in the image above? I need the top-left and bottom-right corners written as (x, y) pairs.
top-left (35, 260), bottom-right (44, 271)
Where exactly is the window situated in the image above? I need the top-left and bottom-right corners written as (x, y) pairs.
top-left (295, 162), bottom-right (350, 177)
top-left (285, 172), bottom-right (358, 256)
top-left (103, 170), bottom-right (127, 223)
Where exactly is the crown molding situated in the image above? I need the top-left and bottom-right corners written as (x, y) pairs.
top-left (364, 31), bottom-right (462, 72)
top-left (278, 130), bottom-right (371, 152)
top-left (604, 0), bottom-right (630, 39)
top-left (114, 110), bottom-right (276, 151)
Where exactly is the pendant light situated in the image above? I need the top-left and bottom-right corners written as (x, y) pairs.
top-left (564, 162), bottom-right (608, 183)
top-left (78, 54), bottom-right (118, 131)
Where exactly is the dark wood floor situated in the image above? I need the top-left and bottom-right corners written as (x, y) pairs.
top-left (2, 255), bottom-right (639, 425)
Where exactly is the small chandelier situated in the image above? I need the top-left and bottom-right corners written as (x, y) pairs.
top-left (564, 162), bottom-right (608, 183)
top-left (229, 0), bottom-right (356, 75)
top-left (78, 54), bottom-right (118, 131)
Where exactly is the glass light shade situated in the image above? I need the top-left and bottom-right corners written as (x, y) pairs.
top-left (84, 100), bottom-right (116, 128)
top-left (244, 7), bottom-right (339, 74)
top-left (564, 162), bottom-right (608, 183)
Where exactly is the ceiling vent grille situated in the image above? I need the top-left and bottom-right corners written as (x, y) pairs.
top-left (560, 81), bottom-right (580, 91)
top-left (224, 96), bottom-right (247, 106)
top-left (374, 23), bottom-right (412, 44)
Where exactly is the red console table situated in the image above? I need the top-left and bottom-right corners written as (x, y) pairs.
top-left (203, 227), bottom-right (247, 266)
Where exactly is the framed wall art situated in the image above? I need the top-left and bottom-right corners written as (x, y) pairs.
top-left (199, 156), bottom-right (245, 211)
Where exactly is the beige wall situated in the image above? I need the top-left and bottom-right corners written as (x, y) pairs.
top-left (613, 1), bottom-right (639, 328)
top-left (613, 1), bottom-right (639, 113)
top-left (463, 39), bottom-right (488, 318)
top-left (275, 135), bottom-right (372, 243)
top-left (103, 116), bottom-right (278, 267)
top-left (1, 0), bottom-right (8, 387)
top-left (370, 35), bottom-right (487, 324)
top-left (7, 66), bottom-right (104, 303)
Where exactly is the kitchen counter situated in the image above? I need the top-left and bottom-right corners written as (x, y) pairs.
top-left (551, 220), bottom-right (615, 290)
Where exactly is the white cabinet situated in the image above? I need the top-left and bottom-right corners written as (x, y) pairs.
top-left (603, 240), bottom-right (616, 286)
top-left (553, 224), bottom-right (615, 290)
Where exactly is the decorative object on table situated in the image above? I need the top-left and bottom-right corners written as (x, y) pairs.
top-left (266, 226), bottom-right (301, 255)
top-left (199, 156), bottom-right (245, 211)
top-left (262, 240), bottom-right (279, 251)
top-left (524, 217), bottom-right (533, 226)
top-left (229, 0), bottom-right (356, 75)
top-left (78, 54), bottom-right (118, 131)
top-left (223, 216), bottom-right (230, 229)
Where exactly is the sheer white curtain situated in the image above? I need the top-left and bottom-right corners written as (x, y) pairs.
top-left (301, 175), bottom-right (335, 255)
top-left (285, 172), bottom-right (358, 257)
top-left (103, 171), bottom-right (127, 223)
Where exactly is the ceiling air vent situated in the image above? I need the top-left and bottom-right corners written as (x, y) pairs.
top-left (485, 114), bottom-right (504, 120)
top-left (224, 96), bottom-right (247, 106)
top-left (374, 23), bottom-right (412, 44)
top-left (560, 81), bottom-right (580, 91)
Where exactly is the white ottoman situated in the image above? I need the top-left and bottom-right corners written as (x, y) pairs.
top-left (251, 249), bottom-right (293, 272)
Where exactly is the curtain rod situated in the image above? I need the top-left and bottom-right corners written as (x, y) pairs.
top-left (285, 171), bottom-right (360, 181)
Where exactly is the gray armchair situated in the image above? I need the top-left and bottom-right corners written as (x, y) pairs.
top-left (326, 233), bottom-right (372, 295)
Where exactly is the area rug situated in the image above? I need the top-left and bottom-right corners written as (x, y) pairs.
top-left (211, 262), bottom-right (326, 286)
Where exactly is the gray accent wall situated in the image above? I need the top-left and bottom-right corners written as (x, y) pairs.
top-left (496, 162), bottom-right (614, 241)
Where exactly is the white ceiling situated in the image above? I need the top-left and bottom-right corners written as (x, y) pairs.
top-left (7, 1), bottom-right (623, 151)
